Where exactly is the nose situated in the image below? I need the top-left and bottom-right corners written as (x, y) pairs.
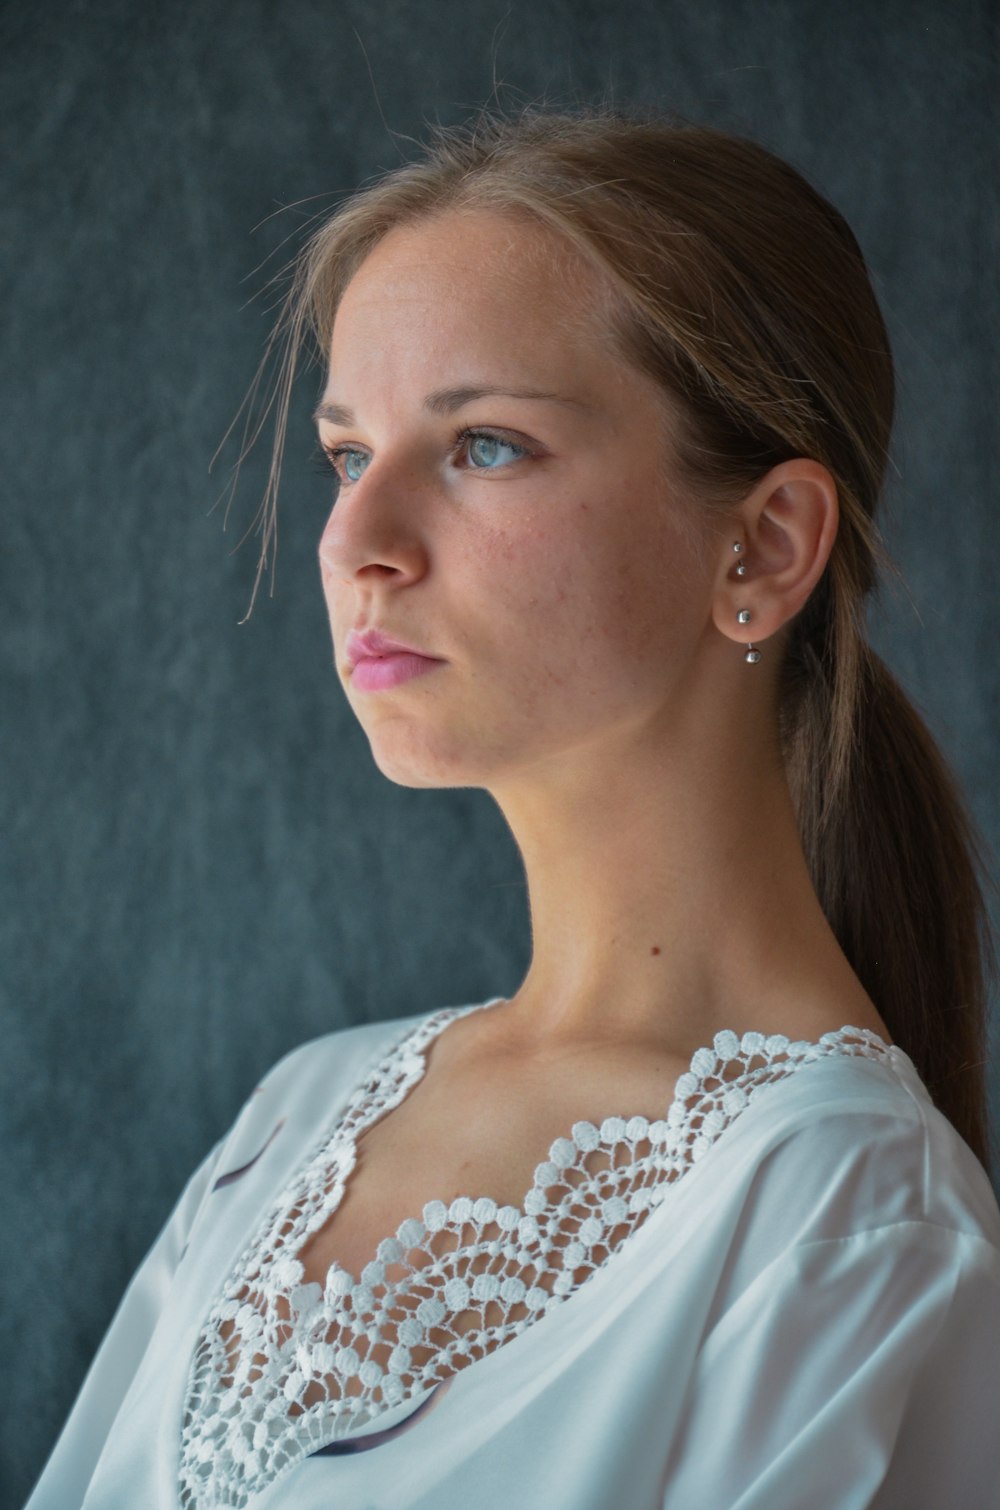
top-left (317, 462), bottom-right (429, 590)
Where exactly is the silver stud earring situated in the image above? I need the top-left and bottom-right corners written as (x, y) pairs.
top-left (732, 542), bottom-right (761, 663)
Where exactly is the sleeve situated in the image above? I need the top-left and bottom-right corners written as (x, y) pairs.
top-left (660, 1218), bottom-right (1000, 1509)
top-left (24, 1133), bottom-right (227, 1510)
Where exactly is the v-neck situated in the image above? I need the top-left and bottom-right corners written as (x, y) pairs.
top-left (178, 1000), bottom-right (896, 1509)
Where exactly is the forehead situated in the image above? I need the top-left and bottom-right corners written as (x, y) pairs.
top-left (331, 208), bottom-right (618, 359)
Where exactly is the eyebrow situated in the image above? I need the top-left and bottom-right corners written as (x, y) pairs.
top-left (313, 385), bottom-right (591, 426)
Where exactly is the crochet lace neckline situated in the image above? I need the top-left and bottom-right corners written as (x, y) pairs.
top-left (178, 998), bottom-right (896, 1508)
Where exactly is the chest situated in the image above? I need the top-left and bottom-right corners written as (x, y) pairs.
top-left (293, 1040), bottom-right (692, 1293)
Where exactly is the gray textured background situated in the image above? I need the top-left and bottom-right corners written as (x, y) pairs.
top-left (3, 1), bottom-right (998, 1503)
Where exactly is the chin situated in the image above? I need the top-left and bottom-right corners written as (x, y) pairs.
top-left (366, 729), bottom-right (502, 792)
top-left (367, 742), bottom-right (470, 791)
top-left (372, 762), bottom-right (449, 791)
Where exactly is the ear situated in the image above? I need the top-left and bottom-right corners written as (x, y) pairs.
top-left (711, 459), bottom-right (839, 651)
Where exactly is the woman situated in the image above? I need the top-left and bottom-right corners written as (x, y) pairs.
top-left (28, 104), bottom-right (1000, 1508)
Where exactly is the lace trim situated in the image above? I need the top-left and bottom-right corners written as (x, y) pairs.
top-left (178, 1005), bottom-right (892, 1508)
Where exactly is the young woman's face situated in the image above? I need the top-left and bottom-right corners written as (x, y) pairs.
top-left (316, 208), bottom-right (716, 791)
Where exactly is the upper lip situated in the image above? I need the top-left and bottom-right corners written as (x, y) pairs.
top-left (345, 628), bottom-right (439, 668)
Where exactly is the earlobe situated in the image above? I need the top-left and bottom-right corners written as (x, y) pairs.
top-left (712, 459), bottom-right (838, 657)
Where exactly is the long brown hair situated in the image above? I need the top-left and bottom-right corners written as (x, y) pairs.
top-left (230, 103), bottom-right (996, 1175)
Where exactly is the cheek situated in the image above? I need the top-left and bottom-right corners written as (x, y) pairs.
top-left (573, 510), bottom-right (706, 685)
top-left (488, 511), bottom-right (644, 684)
top-left (317, 512), bottom-right (338, 580)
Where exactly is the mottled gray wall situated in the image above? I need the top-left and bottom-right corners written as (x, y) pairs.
top-left (3, 0), bottom-right (997, 1502)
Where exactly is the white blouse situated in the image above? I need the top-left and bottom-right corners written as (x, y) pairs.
top-left (26, 996), bottom-right (1000, 1509)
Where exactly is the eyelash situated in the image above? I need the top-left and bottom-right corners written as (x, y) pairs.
top-left (313, 426), bottom-right (532, 488)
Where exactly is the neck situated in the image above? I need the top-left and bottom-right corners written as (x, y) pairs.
top-left (487, 699), bottom-right (874, 1059)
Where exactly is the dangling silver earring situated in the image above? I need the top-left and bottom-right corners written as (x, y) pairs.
top-left (732, 542), bottom-right (761, 663)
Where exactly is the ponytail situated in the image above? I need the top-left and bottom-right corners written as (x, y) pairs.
top-left (783, 628), bottom-right (996, 1176)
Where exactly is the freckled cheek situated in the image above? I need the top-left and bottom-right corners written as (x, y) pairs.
top-left (317, 518), bottom-right (336, 578)
top-left (486, 527), bottom-right (552, 593)
top-left (321, 504), bottom-right (348, 564)
top-left (318, 560), bottom-right (341, 613)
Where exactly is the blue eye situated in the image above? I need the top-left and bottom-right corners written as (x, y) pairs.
top-left (340, 449), bottom-right (370, 483)
top-left (465, 432), bottom-right (527, 469)
top-left (315, 427), bottom-right (530, 492)
top-left (315, 446), bottom-right (368, 486)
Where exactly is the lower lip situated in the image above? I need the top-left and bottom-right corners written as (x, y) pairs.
top-left (350, 653), bottom-right (444, 691)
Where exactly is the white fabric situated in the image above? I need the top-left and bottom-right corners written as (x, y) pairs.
top-left (176, 1005), bottom-right (908, 1507)
top-left (26, 996), bottom-right (1000, 1509)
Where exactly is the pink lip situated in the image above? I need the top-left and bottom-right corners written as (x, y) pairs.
top-left (350, 652), bottom-right (443, 692)
top-left (346, 628), bottom-right (436, 666)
